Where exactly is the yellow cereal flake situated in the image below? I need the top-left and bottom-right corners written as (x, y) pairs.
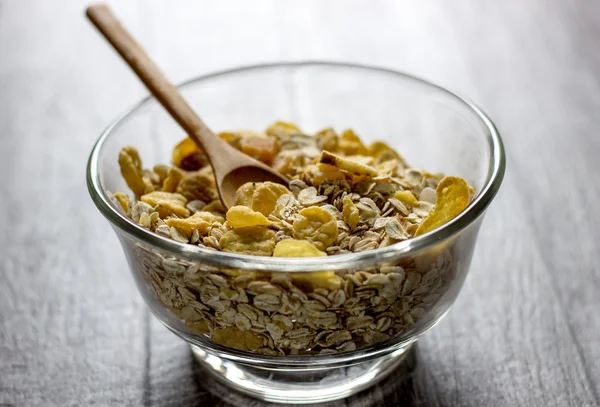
top-left (235, 182), bottom-right (257, 207)
top-left (185, 319), bottom-right (211, 335)
top-left (212, 326), bottom-right (263, 351)
top-left (172, 137), bottom-right (201, 167)
top-left (113, 192), bottom-right (131, 213)
top-left (118, 146), bottom-right (153, 197)
top-left (153, 164), bottom-right (170, 184)
top-left (251, 182), bottom-right (291, 216)
top-left (394, 190), bottom-right (417, 207)
top-left (315, 128), bottom-right (339, 152)
top-left (165, 212), bottom-right (214, 237)
top-left (342, 195), bottom-right (359, 230)
top-left (368, 141), bottom-right (405, 163)
top-left (203, 200), bottom-right (226, 215)
top-left (266, 121), bottom-right (302, 139)
top-left (140, 191), bottom-right (190, 218)
top-left (291, 272), bottom-right (343, 292)
top-left (415, 176), bottom-right (470, 236)
top-left (422, 171), bottom-right (444, 181)
top-left (176, 166), bottom-right (219, 203)
top-left (195, 211), bottom-right (225, 224)
top-left (162, 167), bottom-right (185, 192)
top-left (226, 206), bottom-right (272, 229)
top-left (273, 239), bottom-right (326, 257)
top-left (219, 227), bottom-right (276, 256)
top-left (339, 129), bottom-right (368, 155)
top-left (319, 151), bottom-right (377, 177)
top-left (292, 207), bottom-right (338, 251)
top-left (375, 160), bottom-right (399, 175)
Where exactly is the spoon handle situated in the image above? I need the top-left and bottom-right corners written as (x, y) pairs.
top-left (86, 4), bottom-right (227, 159)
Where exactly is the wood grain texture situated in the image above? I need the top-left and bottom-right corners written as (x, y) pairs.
top-left (1, 1), bottom-right (599, 406)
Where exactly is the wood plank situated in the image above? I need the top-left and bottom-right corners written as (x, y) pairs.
top-left (0, 0), bottom-right (151, 405)
top-left (1, 0), bottom-right (599, 406)
top-left (440, 1), bottom-right (600, 404)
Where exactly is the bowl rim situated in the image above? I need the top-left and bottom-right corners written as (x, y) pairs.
top-left (87, 61), bottom-right (506, 272)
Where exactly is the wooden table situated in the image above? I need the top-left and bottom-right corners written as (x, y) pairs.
top-left (1, 1), bottom-right (599, 406)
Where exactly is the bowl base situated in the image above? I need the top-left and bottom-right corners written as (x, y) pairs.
top-left (191, 343), bottom-right (412, 404)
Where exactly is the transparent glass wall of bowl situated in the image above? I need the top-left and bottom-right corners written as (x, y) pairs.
top-left (90, 63), bottom-right (503, 402)
top-left (97, 65), bottom-right (492, 196)
top-left (114, 213), bottom-right (484, 362)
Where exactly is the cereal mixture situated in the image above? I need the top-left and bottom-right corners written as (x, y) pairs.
top-left (113, 121), bottom-right (474, 355)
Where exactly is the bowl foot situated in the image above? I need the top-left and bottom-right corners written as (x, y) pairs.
top-left (191, 343), bottom-right (412, 404)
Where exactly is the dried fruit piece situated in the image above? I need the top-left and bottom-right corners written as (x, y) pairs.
top-left (342, 195), bottom-right (359, 230)
top-left (293, 206), bottom-right (338, 250)
top-left (220, 227), bottom-right (276, 256)
top-left (140, 191), bottom-right (190, 218)
top-left (172, 137), bottom-right (205, 169)
top-left (315, 128), bottom-right (339, 152)
top-left (113, 192), bottom-right (131, 213)
top-left (266, 121), bottom-right (302, 139)
top-left (251, 182), bottom-right (291, 216)
top-left (162, 167), bottom-right (185, 192)
top-left (218, 130), bottom-right (263, 150)
top-left (226, 206), bottom-right (272, 228)
top-left (415, 176), bottom-right (470, 236)
top-left (240, 136), bottom-right (279, 164)
top-left (394, 190), bottom-right (417, 207)
top-left (273, 239), bottom-right (326, 257)
top-left (211, 326), bottom-right (263, 351)
top-left (176, 166), bottom-right (219, 202)
top-left (235, 182), bottom-right (257, 207)
top-left (118, 146), bottom-right (153, 197)
top-left (319, 151), bottom-right (377, 176)
top-left (339, 129), bottom-right (368, 155)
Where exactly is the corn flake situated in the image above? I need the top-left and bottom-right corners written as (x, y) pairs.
top-left (339, 129), bottom-right (368, 155)
top-left (113, 192), bottom-right (131, 213)
top-left (220, 227), bottom-right (276, 256)
top-left (394, 190), bottom-right (417, 207)
top-left (291, 272), bottom-right (343, 292)
top-left (273, 239), bottom-right (326, 257)
top-left (342, 195), bottom-right (359, 230)
top-left (226, 206), bottom-right (272, 228)
top-left (176, 166), bottom-right (218, 203)
top-left (266, 121), bottom-right (302, 139)
top-left (251, 182), bottom-right (291, 216)
top-left (293, 206), bottom-right (338, 251)
top-left (315, 128), bottom-right (339, 152)
top-left (165, 211), bottom-right (215, 237)
top-left (162, 167), bottom-right (185, 192)
top-left (415, 176), bottom-right (470, 236)
top-left (118, 146), bottom-right (153, 197)
top-left (140, 191), bottom-right (190, 218)
top-left (212, 326), bottom-right (263, 351)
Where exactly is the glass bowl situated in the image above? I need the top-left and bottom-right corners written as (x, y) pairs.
top-left (87, 62), bottom-right (505, 404)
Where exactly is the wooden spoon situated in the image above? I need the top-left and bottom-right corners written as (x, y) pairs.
top-left (86, 4), bottom-right (289, 209)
